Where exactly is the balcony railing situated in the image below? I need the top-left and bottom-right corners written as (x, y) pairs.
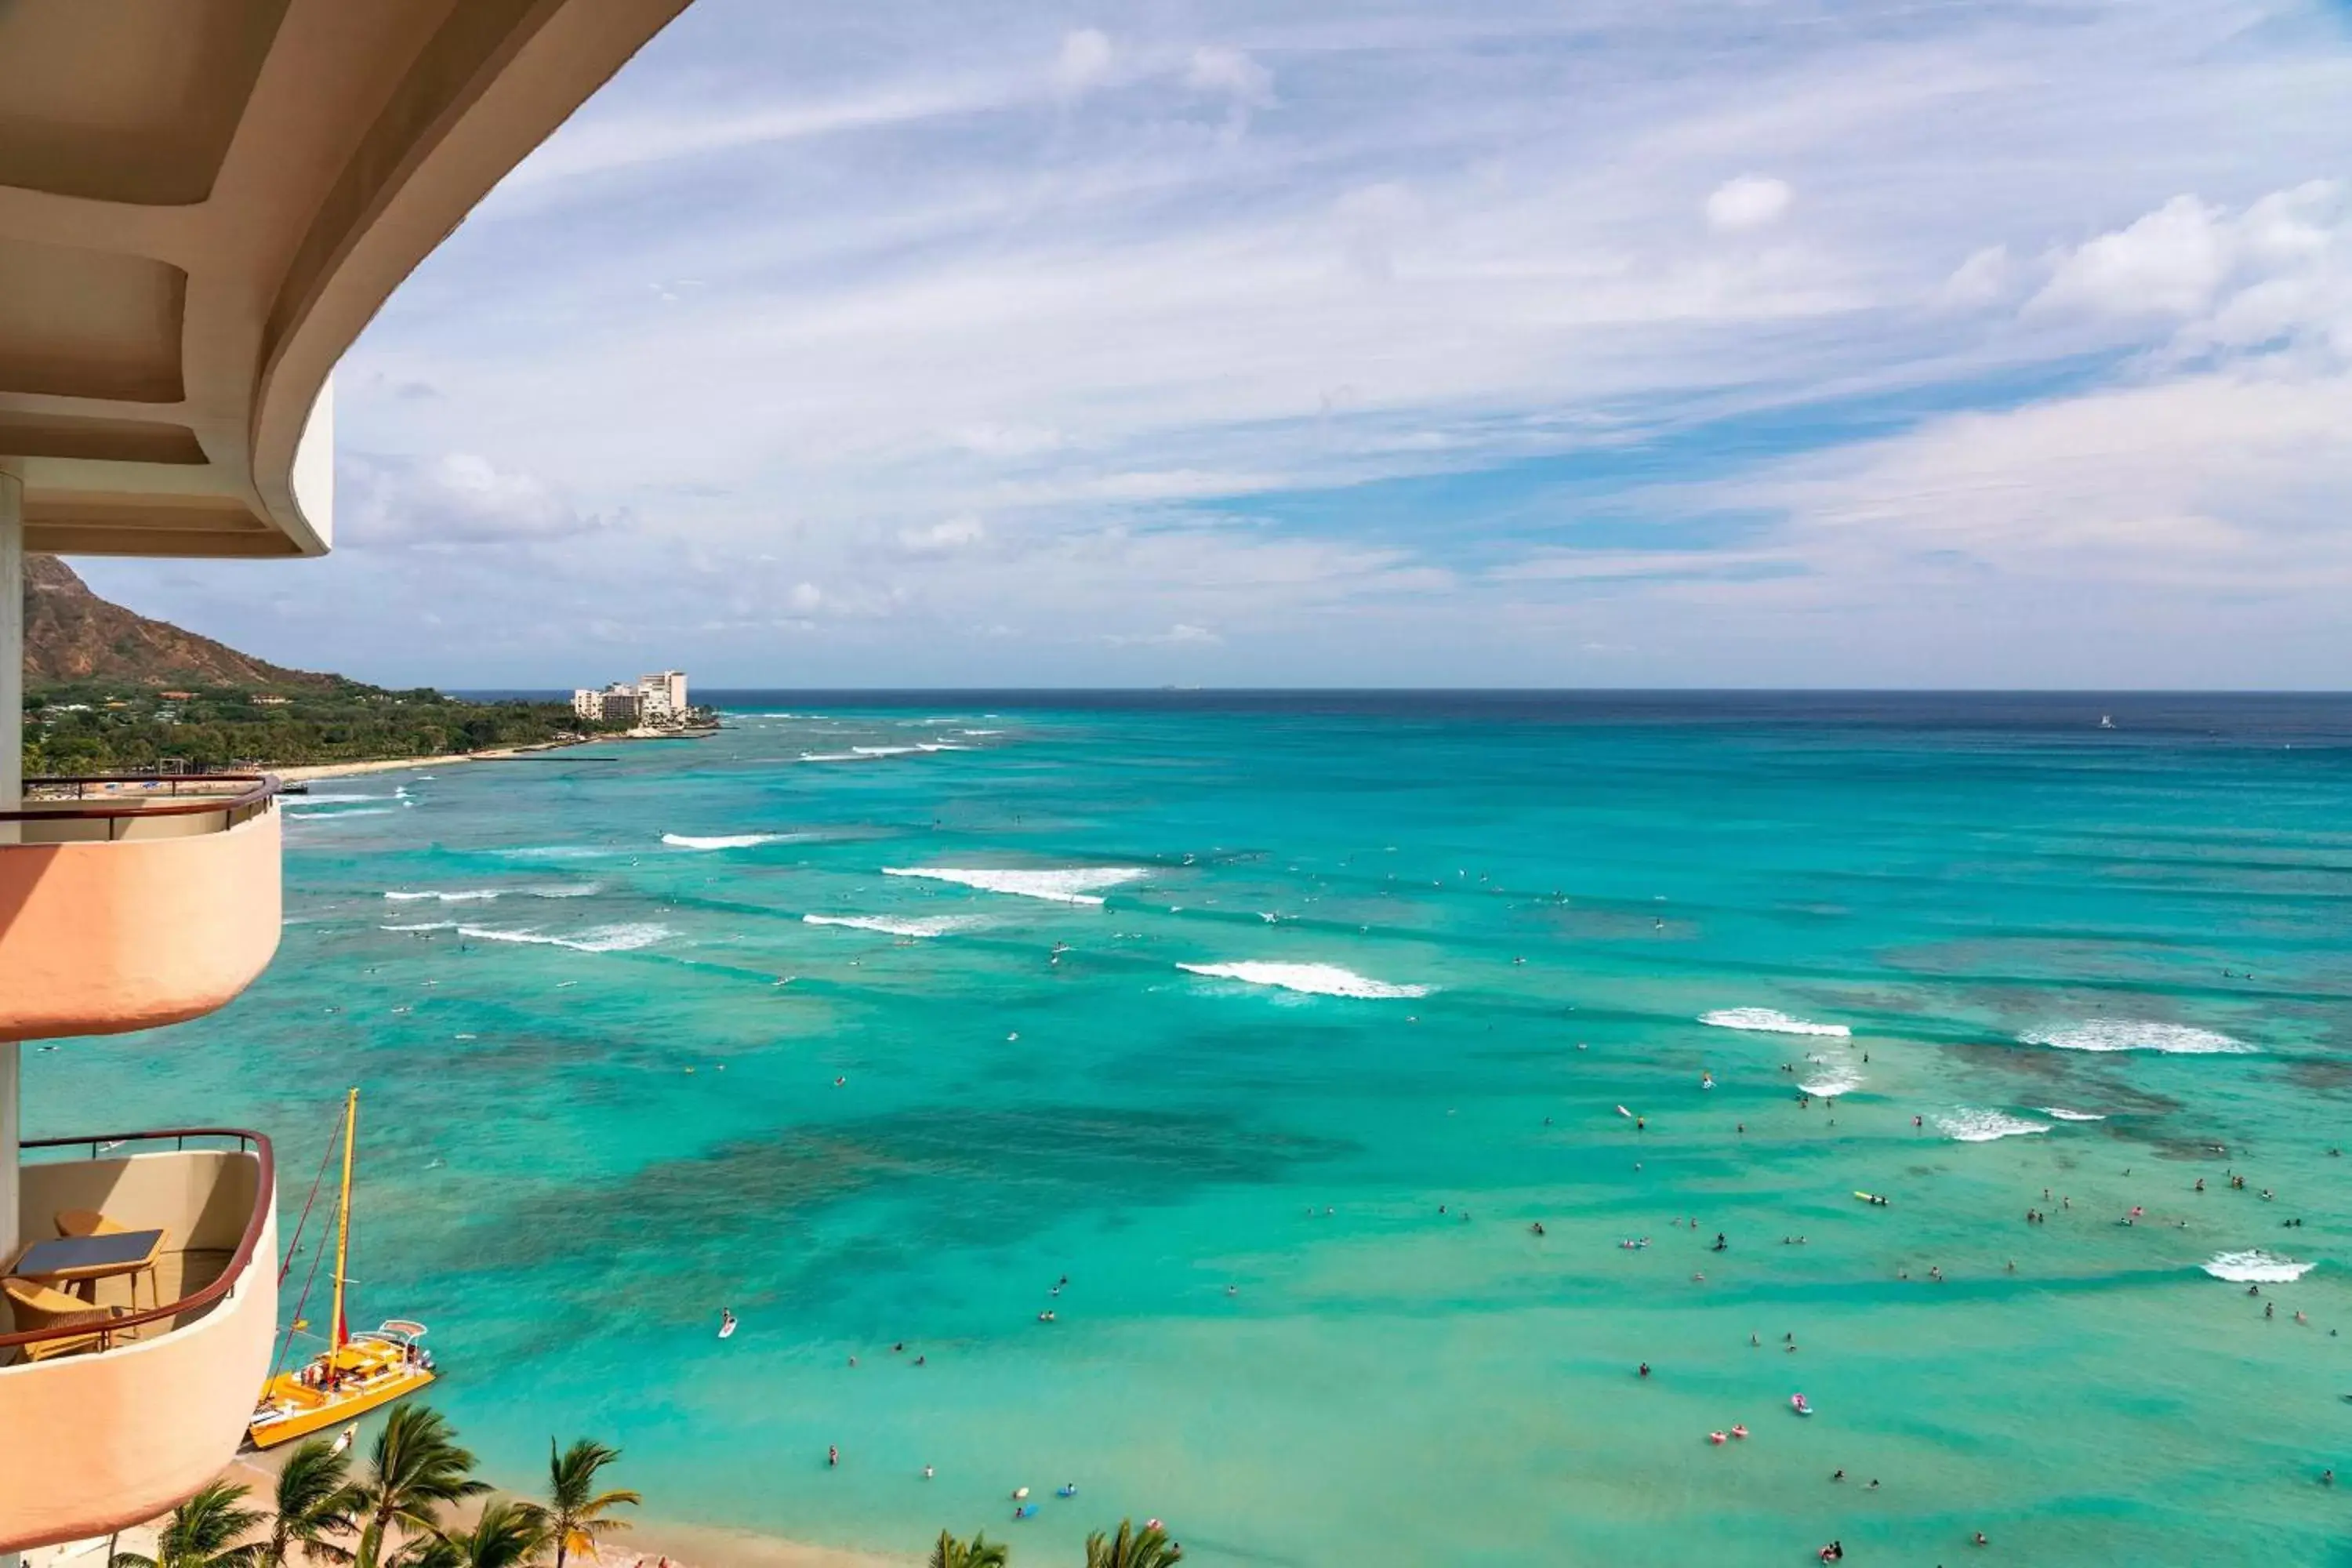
top-left (0, 1131), bottom-right (278, 1552)
top-left (0, 776), bottom-right (282, 1039)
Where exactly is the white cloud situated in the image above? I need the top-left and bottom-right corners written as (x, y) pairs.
top-left (2033, 194), bottom-right (2234, 318)
top-left (951, 423), bottom-right (1064, 458)
top-left (339, 452), bottom-right (593, 546)
top-left (898, 514), bottom-right (987, 553)
top-left (1105, 622), bottom-right (1221, 646)
top-left (1939, 245), bottom-right (2012, 309)
top-left (1054, 28), bottom-right (1114, 97)
top-left (1185, 45), bottom-right (1274, 106)
top-left (1705, 175), bottom-right (1792, 234)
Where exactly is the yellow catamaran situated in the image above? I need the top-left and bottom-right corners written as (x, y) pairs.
top-left (248, 1089), bottom-right (437, 1448)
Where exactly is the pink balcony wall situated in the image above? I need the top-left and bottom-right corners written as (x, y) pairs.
top-left (0, 808), bottom-right (281, 1040)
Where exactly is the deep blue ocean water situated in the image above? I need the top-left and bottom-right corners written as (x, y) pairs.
top-left (30, 692), bottom-right (2352, 1566)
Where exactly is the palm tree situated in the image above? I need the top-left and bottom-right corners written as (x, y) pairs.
top-left (263, 1436), bottom-right (366, 1567)
top-left (392, 1502), bottom-right (546, 1568)
top-left (926, 1531), bottom-right (1009, 1568)
top-left (353, 1406), bottom-right (490, 1568)
top-left (1081, 1521), bottom-right (1181, 1568)
top-left (110, 1480), bottom-right (267, 1568)
top-left (520, 1439), bottom-right (641, 1568)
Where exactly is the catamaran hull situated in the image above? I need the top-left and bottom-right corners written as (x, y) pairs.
top-left (248, 1365), bottom-right (434, 1449)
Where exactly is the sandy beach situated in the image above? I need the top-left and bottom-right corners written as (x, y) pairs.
top-left (274, 741), bottom-right (593, 783)
top-left (277, 728), bottom-right (710, 783)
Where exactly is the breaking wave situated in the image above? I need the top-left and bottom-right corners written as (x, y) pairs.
top-left (2040, 1107), bottom-right (2107, 1122)
top-left (882, 866), bottom-right (1149, 906)
top-left (456, 922), bottom-right (670, 953)
top-left (2202, 1250), bottom-right (2313, 1283)
top-left (2020, 1020), bottom-right (2251, 1054)
top-left (1798, 1069), bottom-right (1863, 1097)
top-left (385, 889), bottom-right (500, 903)
top-left (1937, 1108), bottom-right (2051, 1142)
top-left (662, 833), bottom-right (784, 851)
top-left (1701, 1007), bottom-right (1851, 1037)
top-left (1178, 961), bottom-right (1430, 999)
top-left (804, 913), bottom-right (987, 938)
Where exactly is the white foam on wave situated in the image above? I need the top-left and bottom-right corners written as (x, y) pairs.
top-left (288, 793), bottom-right (379, 804)
top-left (883, 866), bottom-right (1149, 906)
top-left (290, 806), bottom-right (394, 818)
top-left (960, 728), bottom-right (1002, 736)
top-left (1799, 1069), bottom-right (1864, 1097)
top-left (524, 883), bottom-right (601, 899)
top-left (662, 833), bottom-right (783, 850)
top-left (456, 922), bottom-right (669, 953)
top-left (1937, 1108), bottom-right (2051, 1142)
top-left (492, 845), bottom-right (612, 862)
top-left (1178, 961), bottom-right (1430, 999)
top-left (2040, 1106), bottom-right (2107, 1122)
top-left (2202, 1250), bottom-right (2314, 1283)
top-left (1701, 1007), bottom-right (1852, 1037)
top-left (385, 889), bottom-right (500, 903)
top-left (379, 920), bottom-right (457, 932)
top-left (851, 745), bottom-right (921, 757)
top-left (804, 913), bottom-right (987, 938)
top-left (2020, 1019), bottom-right (2251, 1054)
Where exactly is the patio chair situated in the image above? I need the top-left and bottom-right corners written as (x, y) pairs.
top-left (54, 1209), bottom-right (125, 1237)
top-left (3, 1276), bottom-right (133, 1361)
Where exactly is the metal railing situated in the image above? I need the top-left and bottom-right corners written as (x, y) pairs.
top-left (0, 1129), bottom-right (274, 1356)
top-left (0, 775), bottom-right (281, 839)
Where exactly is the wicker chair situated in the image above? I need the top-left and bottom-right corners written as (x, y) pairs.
top-left (3, 1276), bottom-right (133, 1361)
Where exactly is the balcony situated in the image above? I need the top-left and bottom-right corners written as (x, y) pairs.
top-left (0, 1132), bottom-right (278, 1553)
top-left (0, 777), bottom-right (281, 1040)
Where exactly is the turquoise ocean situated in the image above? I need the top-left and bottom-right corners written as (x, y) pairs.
top-left (27, 692), bottom-right (2352, 1566)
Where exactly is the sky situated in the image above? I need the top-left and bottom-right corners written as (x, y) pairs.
top-left (82, 0), bottom-right (2352, 688)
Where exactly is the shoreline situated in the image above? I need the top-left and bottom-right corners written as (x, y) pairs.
top-left (277, 728), bottom-right (711, 782)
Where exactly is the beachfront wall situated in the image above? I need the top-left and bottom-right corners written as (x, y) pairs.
top-left (0, 807), bottom-right (281, 1040)
top-left (0, 1147), bottom-right (278, 1552)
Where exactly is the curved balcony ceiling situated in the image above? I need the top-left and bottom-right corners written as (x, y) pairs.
top-left (0, 0), bottom-right (690, 558)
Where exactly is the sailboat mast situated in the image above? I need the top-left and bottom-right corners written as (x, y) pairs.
top-left (329, 1087), bottom-right (358, 1352)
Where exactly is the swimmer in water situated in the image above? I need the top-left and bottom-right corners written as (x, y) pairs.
top-left (827, 1446), bottom-right (838, 1468)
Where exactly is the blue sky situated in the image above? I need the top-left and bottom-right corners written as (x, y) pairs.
top-left (85, 0), bottom-right (2352, 688)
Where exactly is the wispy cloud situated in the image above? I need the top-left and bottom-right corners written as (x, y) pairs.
top-left (79, 0), bottom-right (2352, 688)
